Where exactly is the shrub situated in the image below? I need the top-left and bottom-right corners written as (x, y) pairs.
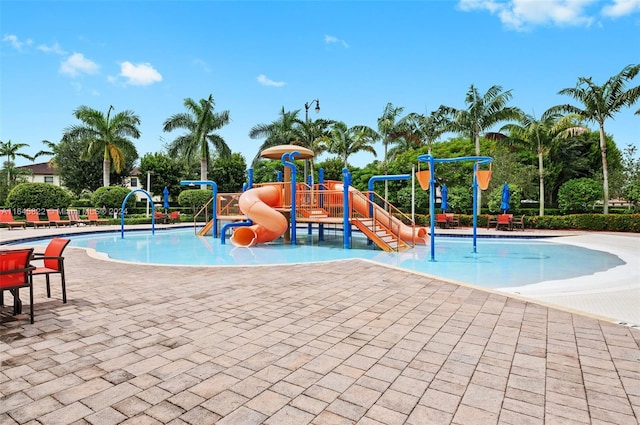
top-left (6, 183), bottom-right (72, 213)
top-left (558, 178), bottom-right (602, 214)
top-left (446, 186), bottom-right (473, 214)
top-left (91, 186), bottom-right (136, 210)
top-left (178, 189), bottom-right (212, 215)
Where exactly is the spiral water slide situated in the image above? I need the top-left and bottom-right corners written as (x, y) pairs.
top-left (230, 185), bottom-right (288, 247)
top-left (328, 182), bottom-right (428, 245)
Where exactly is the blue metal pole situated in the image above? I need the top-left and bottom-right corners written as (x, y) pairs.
top-left (180, 180), bottom-right (218, 238)
top-left (472, 163), bottom-right (478, 253)
top-left (318, 168), bottom-right (325, 241)
top-left (282, 152), bottom-right (299, 245)
top-left (248, 168), bottom-right (254, 189)
top-left (428, 156), bottom-right (435, 261)
top-left (342, 168), bottom-right (351, 249)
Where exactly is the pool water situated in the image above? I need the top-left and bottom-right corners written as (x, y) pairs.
top-left (49, 228), bottom-right (625, 289)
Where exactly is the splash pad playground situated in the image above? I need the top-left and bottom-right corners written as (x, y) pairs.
top-left (175, 146), bottom-right (495, 260)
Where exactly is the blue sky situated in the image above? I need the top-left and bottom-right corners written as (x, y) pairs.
top-left (2, 0), bottom-right (639, 170)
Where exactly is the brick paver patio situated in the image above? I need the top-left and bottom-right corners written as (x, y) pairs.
top-left (1, 247), bottom-right (639, 424)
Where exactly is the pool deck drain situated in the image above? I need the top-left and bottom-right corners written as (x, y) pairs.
top-left (1, 225), bottom-right (639, 424)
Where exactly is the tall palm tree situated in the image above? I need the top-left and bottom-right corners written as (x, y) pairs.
top-left (398, 106), bottom-right (449, 155)
top-left (442, 85), bottom-right (522, 211)
top-left (372, 103), bottom-right (408, 199)
top-left (546, 64), bottom-right (640, 214)
top-left (500, 112), bottom-right (584, 216)
top-left (326, 121), bottom-right (378, 168)
top-left (164, 94), bottom-right (230, 184)
top-left (63, 105), bottom-right (140, 187)
top-left (0, 140), bottom-right (34, 184)
top-left (291, 118), bottom-right (335, 180)
top-left (249, 107), bottom-right (300, 167)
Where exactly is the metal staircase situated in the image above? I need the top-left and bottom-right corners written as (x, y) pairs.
top-left (352, 218), bottom-right (410, 252)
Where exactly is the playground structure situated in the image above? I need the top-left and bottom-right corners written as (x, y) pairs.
top-left (190, 145), bottom-right (428, 252)
top-left (180, 147), bottom-right (495, 258)
top-left (417, 154), bottom-right (493, 261)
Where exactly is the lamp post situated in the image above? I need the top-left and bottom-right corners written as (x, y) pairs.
top-left (303, 99), bottom-right (320, 180)
top-left (304, 99), bottom-right (320, 122)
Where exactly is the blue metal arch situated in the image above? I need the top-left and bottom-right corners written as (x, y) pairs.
top-left (121, 189), bottom-right (155, 238)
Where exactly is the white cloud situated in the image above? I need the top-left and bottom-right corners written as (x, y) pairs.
top-left (60, 53), bottom-right (99, 77)
top-left (257, 74), bottom-right (286, 87)
top-left (458, 0), bottom-right (598, 30)
top-left (2, 34), bottom-right (32, 51)
top-left (118, 61), bottom-right (162, 86)
top-left (37, 42), bottom-right (66, 55)
top-left (324, 34), bottom-right (349, 48)
top-left (602, 0), bottom-right (640, 17)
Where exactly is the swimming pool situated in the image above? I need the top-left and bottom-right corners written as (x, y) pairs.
top-left (37, 228), bottom-right (625, 290)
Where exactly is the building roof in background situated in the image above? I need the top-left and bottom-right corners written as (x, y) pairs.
top-left (17, 161), bottom-right (56, 175)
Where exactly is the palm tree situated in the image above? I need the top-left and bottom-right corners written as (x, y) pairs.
top-left (249, 107), bottom-right (301, 167)
top-left (0, 140), bottom-right (34, 184)
top-left (546, 64), bottom-right (640, 214)
top-left (63, 105), bottom-right (140, 187)
top-left (291, 118), bottom-right (335, 180)
top-left (442, 85), bottom-right (522, 211)
top-left (326, 121), bottom-right (378, 168)
top-left (398, 106), bottom-right (449, 155)
top-left (164, 94), bottom-right (230, 184)
top-left (500, 112), bottom-right (584, 216)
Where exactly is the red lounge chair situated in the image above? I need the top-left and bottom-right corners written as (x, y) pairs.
top-left (31, 238), bottom-right (71, 304)
top-left (47, 209), bottom-right (71, 227)
top-left (0, 209), bottom-right (26, 229)
top-left (86, 209), bottom-right (109, 225)
top-left (25, 209), bottom-right (50, 228)
top-left (67, 209), bottom-right (90, 226)
top-left (0, 248), bottom-right (36, 323)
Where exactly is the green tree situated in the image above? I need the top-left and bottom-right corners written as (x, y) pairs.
top-left (138, 152), bottom-right (184, 199)
top-left (326, 121), bottom-right (378, 168)
top-left (442, 85), bottom-right (522, 211)
top-left (164, 94), bottom-right (231, 185)
top-left (0, 140), bottom-right (34, 184)
top-left (547, 64), bottom-right (640, 213)
top-left (63, 105), bottom-right (140, 187)
top-left (399, 106), bottom-right (449, 155)
top-left (315, 157), bottom-right (346, 182)
top-left (249, 107), bottom-right (300, 166)
top-left (209, 153), bottom-right (248, 193)
top-left (557, 178), bottom-right (603, 213)
top-left (500, 112), bottom-right (583, 216)
top-left (291, 117), bottom-right (335, 180)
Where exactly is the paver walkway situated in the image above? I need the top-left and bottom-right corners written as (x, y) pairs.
top-left (1, 247), bottom-right (639, 424)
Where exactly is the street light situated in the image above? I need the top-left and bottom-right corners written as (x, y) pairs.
top-left (304, 99), bottom-right (320, 122)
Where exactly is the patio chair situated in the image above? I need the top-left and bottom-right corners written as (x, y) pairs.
top-left (25, 209), bottom-right (50, 228)
top-left (496, 214), bottom-right (512, 231)
top-left (47, 209), bottom-right (71, 227)
top-left (154, 211), bottom-right (168, 224)
top-left (450, 214), bottom-right (460, 228)
top-left (0, 248), bottom-right (36, 323)
top-left (67, 209), bottom-right (90, 226)
top-left (0, 209), bottom-right (26, 230)
top-left (31, 238), bottom-right (71, 304)
top-left (486, 215), bottom-right (497, 230)
top-left (512, 214), bottom-right (525, 231)
top-left (169, 211), bottom-right (181, 224)
top-left (86, 209), bottom-right (109, 225)
top-left (436, 213), bottom-right (449, 229)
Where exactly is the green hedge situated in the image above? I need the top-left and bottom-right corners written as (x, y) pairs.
top-left (414, 213), bottom-right (640, 232)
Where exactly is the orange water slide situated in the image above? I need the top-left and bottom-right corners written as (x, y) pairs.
top-left (327, 182), bottom-right (428, 245)
top-left (230, 185), bottom-right (288, 247)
